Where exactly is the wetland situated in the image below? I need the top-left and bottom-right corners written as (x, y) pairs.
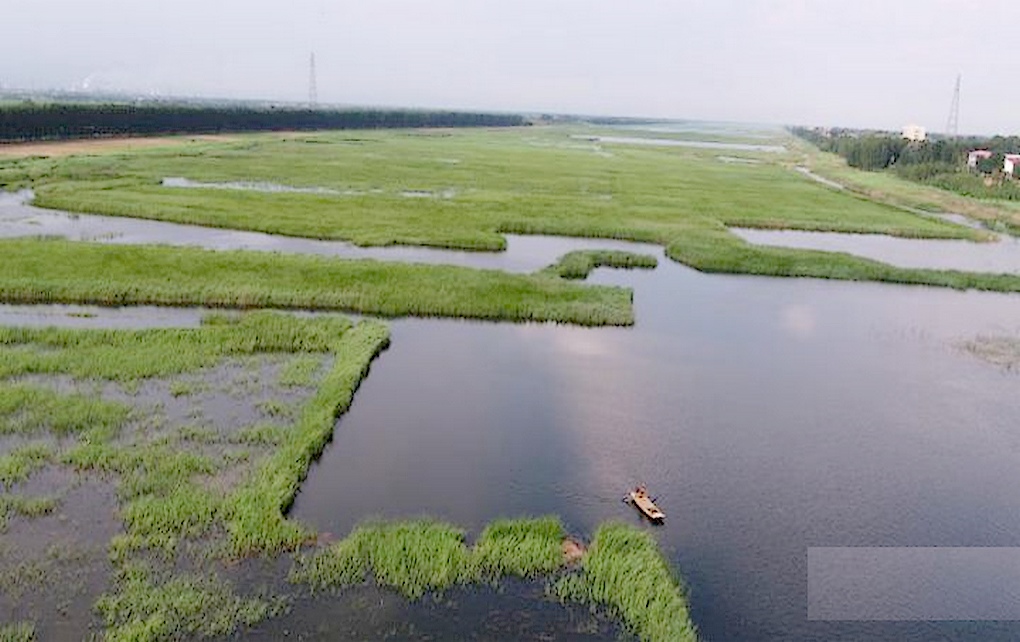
top-left (4, 123), bottom-right (1020, 641)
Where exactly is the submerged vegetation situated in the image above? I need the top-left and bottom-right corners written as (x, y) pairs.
top-left (292, 516), bottom-right (698, 642)
top-left (0, 312), bottom-right (388, 639)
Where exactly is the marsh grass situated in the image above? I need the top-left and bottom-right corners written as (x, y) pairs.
top-left (292, 517), bottom-right (697, 642)
top-left (227, 322), bottom-right (390, 554)
top-left (0, 493), bottom-right (59, 529)
top-left (0, 622), bottom-right (35, 642)
top-left (278, 355), bottom-right (324, 388)
top-left (95, 562), bottom-right (282, 642)
top-left (543, 250), bottom-right (658, 280)
top-left (0, 385), bottom-right (130, 436)
top-left (0, 443), bottom-right (52, 487)
top-left (0, 239), bottom-right (634, 326)
top-left (291, 517), bottom-right (565, 599)
top-left (553, 522), bottom-right (698, 642)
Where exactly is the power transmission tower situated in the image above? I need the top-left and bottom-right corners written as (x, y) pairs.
top-left (308, 52), bottom-right (318, 108)
top-left (945, 74), bottom-right (960, 138)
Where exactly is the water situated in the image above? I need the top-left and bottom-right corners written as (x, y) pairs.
top-left (732, 227), bottom-right (1020, 274)
top-left (0, 189), bottom-right (657, 273)
top-left (570, 134), bottom-right (786, 153)
top-left (290, 258), bottom-right (1020, 642)
top-left (7, 192), bottom-right (1020, 639)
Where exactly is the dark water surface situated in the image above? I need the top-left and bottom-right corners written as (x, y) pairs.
top-left (292, 258), bottom-right (1020, 642)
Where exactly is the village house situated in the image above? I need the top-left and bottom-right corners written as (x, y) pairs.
top-left (967, 149), bottom-right (993, 168)
top-left (1005, 154), bottom-right (1020, 175)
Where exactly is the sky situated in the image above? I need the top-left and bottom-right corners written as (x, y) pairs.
top-left (3, 0), bottom-right (1018, 135)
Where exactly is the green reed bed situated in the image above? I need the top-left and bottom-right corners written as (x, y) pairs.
top-left (291, 516), bottom-right (566, 599)
top-left (0, 239), bottom-right (634, 326)
top-left (292, 516), bottom-right (697, 642)
top-left (0, 622), bottom-right (35, 642)
top-left (228, 321), bottom-right (390, 554)
top-left (667, 224), bottom-right (1020, 292)
top-left (554, 522), bottom-right (698, 642)
top-left (543, 250), bottom-right (658, 280)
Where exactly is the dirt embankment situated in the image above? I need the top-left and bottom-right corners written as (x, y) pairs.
top-left (0, 134), bottom-right (238, 158)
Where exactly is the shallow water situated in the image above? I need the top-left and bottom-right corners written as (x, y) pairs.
top-left (732, 227), bottom-right (1020, 274)
top-left (570, 134), bottom-right (786, 153)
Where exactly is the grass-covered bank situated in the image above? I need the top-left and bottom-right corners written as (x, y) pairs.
top-left (666, 224), bottom-right (1020, 292)
top-left (291, 517), bottom-right (698, 642)
top-left (0, 239), bottom-right (635, 326)
top-left (543, 250), bottom-right (658, 279)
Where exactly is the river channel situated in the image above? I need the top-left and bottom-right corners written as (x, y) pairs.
top-left (6, 193), bottom-right (1020, 640)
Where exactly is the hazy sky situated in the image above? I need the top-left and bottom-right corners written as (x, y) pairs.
top-left (4, 1), bottom-right (1018, 134)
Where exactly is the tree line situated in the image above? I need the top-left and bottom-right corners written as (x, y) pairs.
top-left (791, 126), bottom-right (1020, 173)
top-left (791, 126), bottom-right (1020, 201)
top-left (0, 102), bottom-right (527, 142)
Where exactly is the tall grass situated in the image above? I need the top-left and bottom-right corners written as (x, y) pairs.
top-left (0, 622), bottom-right (35, 642)
top-left (554, 522), bottom-right (698, 642)
top-left (473, 516), bottom-right (566, 579)
top-left (543, 250), bottom-right (658, 280)
top-left (291, 516), bottom-right (565, 598)
top-left (227, 322), bottom-right (390, 553)
top-left (292, 517), bottom-right (698, 641)
top-left (0, 239), bottom-right (634, 326)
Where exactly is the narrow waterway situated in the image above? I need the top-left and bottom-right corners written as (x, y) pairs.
top-left (0, 189), bottom-right (658, 273)
top-left (732, 226), bottom-right (1020, 274)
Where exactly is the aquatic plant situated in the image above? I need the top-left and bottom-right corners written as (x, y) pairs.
top-left (543, 250), bottom-right (658, 279)
top-left (0, 385), bottom-right (130, 436)
top-left (0, 239), bottom-right (634, 326)
top-left (0, 622), bottom-right (35, 642)
top-left (291, 517), bottom-right (698, 642)
top-left (95, 562), bottom-right (280, 642)
top-left (0, 443), bottom-right (52, 487)
top-left (290, 517), bottom-right (564, 598)
top-left (554, 522), bottom-right (698, 642)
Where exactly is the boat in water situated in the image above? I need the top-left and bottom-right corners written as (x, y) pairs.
top-left (625, 485), bottom-right (665, 523)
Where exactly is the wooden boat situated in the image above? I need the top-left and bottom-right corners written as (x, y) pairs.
top-left (625, 485), bottom-right (665, 523)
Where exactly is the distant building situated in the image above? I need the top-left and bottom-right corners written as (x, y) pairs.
top-left (901, 124), bottom-right (927, 142)
top-left (1005, 154), bottom-right (1020, 175)
top-left (968, 150), bottom-right (994, 169)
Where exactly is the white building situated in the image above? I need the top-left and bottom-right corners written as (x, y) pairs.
top-left (968, 150), bottom-right (993, 169)
top-left (902, 124), bottom-right (927, 142)
top-left (1005, 154), bottom-right (1020, 175)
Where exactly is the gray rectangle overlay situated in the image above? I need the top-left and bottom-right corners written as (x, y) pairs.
top-left (808, 547), bottom-right (1020, 621)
